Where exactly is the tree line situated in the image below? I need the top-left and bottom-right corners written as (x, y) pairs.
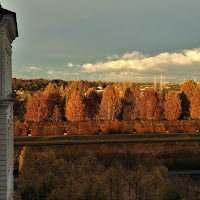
top-left (14, 79), bottom-right (200, 122)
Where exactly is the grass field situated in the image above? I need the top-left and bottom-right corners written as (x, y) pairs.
top-left (14, 133), bottom-right (200, 146)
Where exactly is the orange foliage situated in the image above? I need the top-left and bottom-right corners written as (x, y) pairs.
top-left (78, 122), bottom-right (99, 135)
top-left (123, 86), bottom-right (141, 120)
top-left (85, 88), bottom-right (101, 120)
top-left (65, 90), bottom-right (85, 121)
top-left (20, 119), bottom-right (200, 136)
top-left (140, 89), bottom-right (163, 120)
top-left (52, 105), bottom-right (62, 122)
top-left (181, 80), bottom-right (197, 101)
top-left (43, 83), bottom-right (62, 120)
top-left (180, 92), bottom-right (190, 119)
top-left (14, 121), bottom-right (28, 136)
top-left (190, 87), bottom-right (200, 119)
top-left (164, 90), bottom-right (181, 120)
top-left (100, 85), bottom-right (122, 120)
top-left (24, 92), bottom-right (48, 122)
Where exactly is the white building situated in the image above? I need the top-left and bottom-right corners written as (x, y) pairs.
top-left (0, 6), bottom-right (18, 200)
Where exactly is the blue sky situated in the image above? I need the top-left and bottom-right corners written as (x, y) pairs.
top-left (2, 0), bottom-right (200, 82)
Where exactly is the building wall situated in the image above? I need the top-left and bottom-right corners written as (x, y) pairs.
top-left (0, 101), bottom-right (13, 200)
top-left (0, 10), bottom-right (18, 200)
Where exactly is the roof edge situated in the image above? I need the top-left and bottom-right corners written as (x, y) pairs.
top-left (1, 8), bottom-right (18, 37)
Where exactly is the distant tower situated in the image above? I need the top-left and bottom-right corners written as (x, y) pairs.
top-left (160, 74), bottom-right (163, 92)
top-left (154, 76), bottom-right (157, 90)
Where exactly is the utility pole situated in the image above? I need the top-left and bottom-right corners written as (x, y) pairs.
top-left (160, 74), bottom-right (163, 92)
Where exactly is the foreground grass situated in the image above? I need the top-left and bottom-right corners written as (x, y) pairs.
top-left (14, 133), bottom-right (200, 145)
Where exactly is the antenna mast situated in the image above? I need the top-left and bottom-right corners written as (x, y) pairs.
top-left (163, 76), bottom-right (166, 88)
top-left (160, 74), bottom-right (163, 92)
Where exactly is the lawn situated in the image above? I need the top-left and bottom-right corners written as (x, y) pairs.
top-left (14, 133), bottom-right (200, 145)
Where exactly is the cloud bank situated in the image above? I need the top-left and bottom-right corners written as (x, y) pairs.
top-left (14, 48), bottom-right (200, 82)
top-left (82, 48), bottom-right (200, 72)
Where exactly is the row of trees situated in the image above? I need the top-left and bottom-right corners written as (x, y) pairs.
top-left (15, 149), bottom-right (200, 200)
top-left (22, 80), bottom-right (200, 122)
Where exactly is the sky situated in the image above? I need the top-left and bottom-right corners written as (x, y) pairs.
top-left (2, 0), bottom-right (200, 82)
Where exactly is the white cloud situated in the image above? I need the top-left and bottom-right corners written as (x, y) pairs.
top-left (67, 62), bottom-right (73, 67)
top-left (47, 70), bottom-right (54, 75)
top-left (107, 54), bottom-right (119, 60)
top-left (47, 70), bottom-right (69, 76)
top-left (121, 51), bottom-right (146, 60)
top-left (29, 66), bottom-right (42, 70)
top-left (82, 48), bottom-right (200, 72)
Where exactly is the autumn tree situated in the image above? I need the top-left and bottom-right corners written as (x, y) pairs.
top-left (154, 92), bottom-right (164, 121)
top-left (180, 80), bottom-right (197, 119)
top-left (43, 83), bottom-right (62, 120)
top-left (18, 146), bottom-right (27, 172)
top-left (180, 92), bottom-right (190, 119)
top-left (85, 88), bottom-right (101, 120)
top-left (164, 90), bottom-right (181, 120)
top-left (181, 80), bottom-right (197, 102)
top-left (13, 98), bottom-right (27, 121)
top-left (65, 90), bottom-right (85, 121)
top-left (14, 121), bottom-right (28, 136)
top-left (190, 87), bottom-right (200, 119)
top-left (24, 92), bottom-right (48, 122)
top-left (65, 81), bottom-right (89, 103)
top-left (114, 81), bottom-right (133, 98)
top-left (99, 85), bottom-right (122, 120)
top-left (123, 86), bottom-right (141, 120)
top-left (140, 89), bottom-right (163, 120)
top-left (52, 105), bottom-right (62, 122)
top-left (59, 85), bottom-right (66, 99)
